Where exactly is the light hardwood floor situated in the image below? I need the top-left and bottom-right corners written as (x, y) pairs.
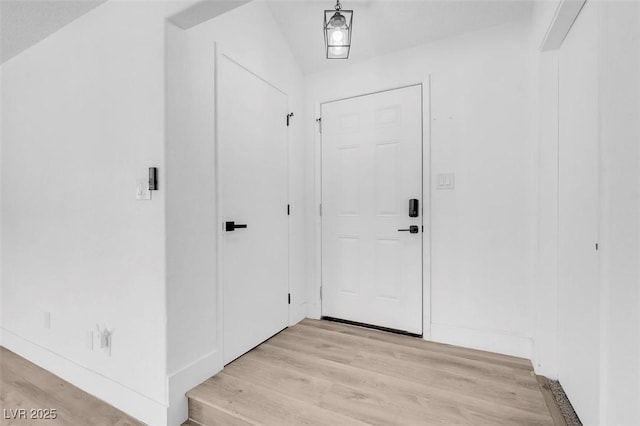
top-left (187, 319), bottom-right (561, 426)
top-left (0, 347), bottom-right (143, 426)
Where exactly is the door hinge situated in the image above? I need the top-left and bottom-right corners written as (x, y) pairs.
top-left (288, 293), bottom-right (291, 304)
top-left (286, 112), bottom-right (294, 127)
top-left (320, 286), bottom-right (323, 300)
top-left (316, 117), bottom-right (322, 133)
top-left (287, 204), bottom-right (290, 215)
top-left (596, 243), bottom-right (599, 251)
top-left (319, 203), bottom-right (322, 216)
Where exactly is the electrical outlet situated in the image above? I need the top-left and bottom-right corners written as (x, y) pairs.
top-left (44, 312), bottom-right (51, 329)
top-left (100, 331), bottom-right (109, 348)
top-left (95, 325), bottom-right (113, 356)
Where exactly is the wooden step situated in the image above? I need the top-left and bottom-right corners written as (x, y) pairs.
top-left (187, 372), bottom-right (368, 426)
top-left (186, 319), bottom-right (554, 426)
top-left (186, 389), bottom-right (253, 425)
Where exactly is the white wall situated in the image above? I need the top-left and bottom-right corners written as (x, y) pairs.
top-left (530, 0), bottom-right (561, 380)
top-left (2, 1), bottom-right (305, 424)
top-left (182, 0), bottom-right (307, 332)
top-left (557, 3), bottom-right (601, 422)
top-left (533, 1), bottom-right (640, 424)
top-left (305, 20), bottom-right (537, 358)
top-left (597, 2), bottom-right (640, 424)
top-left (0, 1), bottom-right (194, 424)
top-left (165, 2), bottom-right (306, 424)
top-left (532, 47), bottom-right (559, 378)
top-left (166, 20), bottom-right (220, 426)
top-left (3, 1), bottom-right (638, 425)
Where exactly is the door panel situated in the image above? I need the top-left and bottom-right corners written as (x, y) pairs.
top-left (321, 85), bottom-right (423, 334)
top-left (220, 56), bottom-right (289, 365)
top-left (558, 2), bottom-right (600, 424)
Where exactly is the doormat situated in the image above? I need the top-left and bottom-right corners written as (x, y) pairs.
top-left (548, 380), bottom-right (582, 425)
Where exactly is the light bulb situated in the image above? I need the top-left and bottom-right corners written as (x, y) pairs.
top-left (331, 30), bottom-right (345, 44)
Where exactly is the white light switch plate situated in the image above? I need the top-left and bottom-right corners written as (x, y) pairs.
top-left (436, 173), bottom-right (455, 190)
top-left (136, 180), bottom-right (151, 200)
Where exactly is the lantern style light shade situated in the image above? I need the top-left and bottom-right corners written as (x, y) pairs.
top-left (324, 3), bottom-right (353, 59)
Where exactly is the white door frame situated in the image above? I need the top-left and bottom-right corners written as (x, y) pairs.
top-left (214, 45), bottom-right (291, 368)
top-left (313, 78), bottom-right (432, 339)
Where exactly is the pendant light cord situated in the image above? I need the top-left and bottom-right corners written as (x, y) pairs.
top-left (335, 0), bottom-right (342, 11)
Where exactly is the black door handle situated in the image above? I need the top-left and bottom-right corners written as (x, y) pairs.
top-left (225, 221), bottom-right (248, 232)
top-left (398, 225), bottom-right (419, 234)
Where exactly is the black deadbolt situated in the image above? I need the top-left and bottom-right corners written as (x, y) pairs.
top-left (409, 199), bottom-right (419, 217)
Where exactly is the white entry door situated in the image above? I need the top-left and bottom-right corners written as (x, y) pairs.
top-left (220, 55), bottom-right (289, 365)
top-left (321, 85), bottom-right (423, 335)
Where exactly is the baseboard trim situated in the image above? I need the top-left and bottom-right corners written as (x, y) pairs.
top-left (0, 327), bottom-right (168, 425)
top-left (429, 323), bottom-right (533, 359)
top-left (167, 349), bottom-right (222, 426)
top-left (289, 302), bottom-right (308, 327)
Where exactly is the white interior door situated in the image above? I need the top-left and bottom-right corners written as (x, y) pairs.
top-left (220, 55), bottom-right (289, 365)
top-left (558, 2), bottom-right (600, 424)
top-left (321, 85), bottom-right (423, 335)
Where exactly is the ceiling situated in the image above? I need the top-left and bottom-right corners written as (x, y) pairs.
top-left (266, 0), bottom-right (534, 75)
top-left (0, 0), bottom-right (533, 69)
top-left (1, 0), bottom-right (106, 64)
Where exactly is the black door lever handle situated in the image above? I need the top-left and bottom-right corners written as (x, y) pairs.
top-left (397, 225), bottom-right (419, 234)
top-left (225, 221), bottom-right (248, 232)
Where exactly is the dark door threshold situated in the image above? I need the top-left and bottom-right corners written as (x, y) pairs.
top-left (322, 316), bottom-right (422, 338)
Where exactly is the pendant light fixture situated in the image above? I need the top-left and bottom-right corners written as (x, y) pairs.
top-left (324, 0), bottom-right (353, 59)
